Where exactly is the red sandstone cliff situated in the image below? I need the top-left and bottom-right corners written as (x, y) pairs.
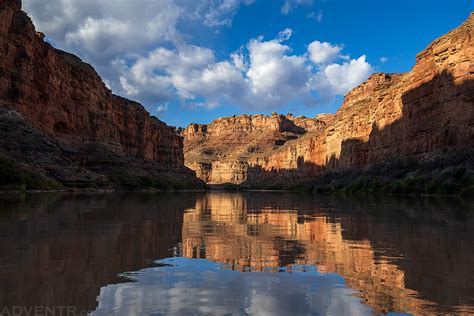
top-left (0, 0), bottom-right (203, 188)
top-left (182, 113), bottom-right (327, 183)
top-left (184, 13), bottom-right (474, 185)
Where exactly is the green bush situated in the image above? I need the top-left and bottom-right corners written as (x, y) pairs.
top-left (0, 156), bottom-right (63, 191)
top-left (307, 152), bottom-right (474, 196)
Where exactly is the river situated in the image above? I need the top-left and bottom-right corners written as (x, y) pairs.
top-left (0, 192), bottom-right (473, 315)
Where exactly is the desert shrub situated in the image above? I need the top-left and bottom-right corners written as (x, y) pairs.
top-left (306, 151), bottom-right (474, 196)
top-left (0, 156), bottom-right (63, 191)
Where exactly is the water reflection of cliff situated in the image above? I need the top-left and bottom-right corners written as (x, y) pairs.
top-left (0, 192), bottom-right (472, 315)
top-left (0, 193), bottom-right (195, 313)
top-left (181, 193), bottom-right (474, 315)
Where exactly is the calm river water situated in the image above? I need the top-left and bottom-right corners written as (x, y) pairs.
top-left (0, 192), bottom-right (473, 315)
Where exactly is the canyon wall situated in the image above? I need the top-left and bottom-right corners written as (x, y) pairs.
top-left (182, 113), bottom-right (329, 183)
top-left (184, 13), bottom-right (474, 185)
top-left (0, 0), bottom-right (203, 188)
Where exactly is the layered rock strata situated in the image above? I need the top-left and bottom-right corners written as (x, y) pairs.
top-left (184, 14), bottom-right (474, 185)
top-left (0, 0), bottom-right (203, 188)
top-left (182, 113), bottom-right (328, 183)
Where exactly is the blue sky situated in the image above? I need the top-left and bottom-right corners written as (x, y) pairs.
top-left (23, 0), bottom-right (473, 127)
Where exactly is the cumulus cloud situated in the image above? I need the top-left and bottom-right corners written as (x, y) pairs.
top-left (21, 0), bottom-right (254, 70)
top-left (245, 33), bottom-right (311, 107)
top-left (230, 52), bottom-right (248, 72)
top-left (24, 0), bottom-right (181, 63)
top-left (117, 28), bottom-right (314, 110)
top-left (306, 40), bottom-right (373, 98)
top-left (308, 41), bottom-right (343, 65)
top-left (118, 45), bottom-right (215, 103)
top-left (176, 60), bottom-right (249, 106)
top-left (23, 0), bottom-right (373, 114)
top-left (313, 55), bottom-right (373, 96)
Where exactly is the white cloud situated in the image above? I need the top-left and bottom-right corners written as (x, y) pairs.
top-left (116, 44), bottom-right (249, 109)
top-left (117, 45), bottom-right (215, 104)
top-left (231, 52), bottom-right (248, 72)
top-left (156, 104), bottom-right (169, 113)
top-left (380, 57), bottom-right (388, 63)
top-left (174, 60), bottom-right (249, 106)
top-left (119, 76), bottom-right (139, 96)
top-left (24, 0), bottom-right (181, 62)
top-left (313, 55), bottom-right (373, 96)
top-left (200, 0), bottom-right (255, 27)
top-left (245, 32), bottom-right (311, 107)
top-left (277, 28), bottom-right (293, 42)
top-left (116, 29), bottom-right (313, 111)
top-left (307, 40), bottom-right (373, 99)
top-left (308, 41), bottom-right (343, 65)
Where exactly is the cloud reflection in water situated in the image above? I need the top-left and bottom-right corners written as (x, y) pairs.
top-left (93, 257), bottom-right (374, 316)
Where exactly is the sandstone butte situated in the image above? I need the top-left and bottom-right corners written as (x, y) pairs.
top-left (183, 13), bottom-right (474, 186)
top-left (0, 0), bottom-right (204, 189)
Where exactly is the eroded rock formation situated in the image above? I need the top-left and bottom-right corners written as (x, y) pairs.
top-left (182, 113), bottom-right (327, 183)
top-left (0, 0), bottom-right (203, 188)
top-left (184, 13), bottom-right (474, 185)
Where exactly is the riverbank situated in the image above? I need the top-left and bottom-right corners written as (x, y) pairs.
top-left (0, 155), bottom-right (206, 192)
top-left (2, 152), bottom-right (473, 196)
top-left (241, 152), bottom-right (474, 196)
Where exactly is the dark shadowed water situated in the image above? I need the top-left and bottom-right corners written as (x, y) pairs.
top-left (0, 192), bottom-right (473, 315)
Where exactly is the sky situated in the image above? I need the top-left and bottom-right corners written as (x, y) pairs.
top-left (23, 0), bottom-right (473, 127)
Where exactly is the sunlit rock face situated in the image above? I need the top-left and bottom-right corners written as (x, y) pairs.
top-left (183, 14), bottom-right (474, 184)
top-left (180, 193), bottom-right (474, 315)
top-left (182, 113), bottom-right (327, 184)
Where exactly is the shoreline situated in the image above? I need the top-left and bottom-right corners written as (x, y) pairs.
top-left (0, 187), bottom-right (472, 198)
top-left (0, 188), bottom-right (207, 195)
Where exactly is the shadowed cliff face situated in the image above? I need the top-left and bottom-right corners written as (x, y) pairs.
top-left (183, 13), bottom-right (474, 185)
top-left (2, 193), bottom-right (473, 315)
top-left (0, 0), bottom-right (206, 188)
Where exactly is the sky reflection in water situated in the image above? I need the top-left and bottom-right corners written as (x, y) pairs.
top-left (93, 257), bottom-right (373, 316)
